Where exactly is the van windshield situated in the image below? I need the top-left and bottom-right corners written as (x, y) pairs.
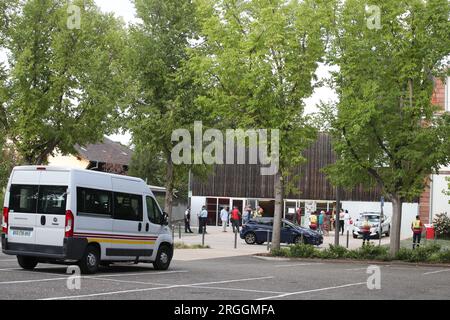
top-left (9, 184), bottom-right (68, 215)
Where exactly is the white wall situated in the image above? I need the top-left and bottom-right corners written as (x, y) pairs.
top-left (342, 201), bottom-right (418, 239)
top-left (190, 196), bottom-right (207, 227)
top-left (431, 173), bottom-right (450, 219)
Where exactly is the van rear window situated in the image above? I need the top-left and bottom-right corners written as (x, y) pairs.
top-left (9, 185), bottom-right (38, 213)
top-left (38, 186), bottom-right (68, 215)
top-left (9, 184), bottom-right (67, 215)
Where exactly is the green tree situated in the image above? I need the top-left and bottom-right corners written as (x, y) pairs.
top-left (128, 0), bottom-right (208, 220)
top-left (325, 0), bottom-right (450, 256)
top-left (189, 0), bottom-right (332, 250)
top-left (129, 145), bottom-right (193, 205)
top-left (4, 0), bottom-right (128, 164)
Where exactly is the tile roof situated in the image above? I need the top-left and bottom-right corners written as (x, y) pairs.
top-left (74, 137), bottom-right (132, 166)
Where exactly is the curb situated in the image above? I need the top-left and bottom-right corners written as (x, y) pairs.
top-left (252, 254), bottom-right (450, 268)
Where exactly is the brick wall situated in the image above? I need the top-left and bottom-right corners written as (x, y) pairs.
top-left (431, 78), bottom-right (446, 111)
top-left (418, 78), bottom-right (447, 223)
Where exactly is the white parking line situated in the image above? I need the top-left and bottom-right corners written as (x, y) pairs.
top-left (40, 276), bottom-right (274, 300)
top-left (0, 268), bottom-right (22, 272)
top-left (186, 285), bottom-right (284, 295)
top-left (256, 282), bottom-right (366, 300)
top-left (0, 259), bottom-right (19, 262)
top-left (275, 263), bottom-right (323, 268)
top-left (423, 269), bottom-right (450, 275)
top-left (0, 270), bottom-right (189, 285)
top-left (0, 277), bottom-right (71, 285)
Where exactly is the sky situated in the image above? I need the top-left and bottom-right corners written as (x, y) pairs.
top-left (1, 0), bottom-right (337, 146)
top-left (93, 1), bottom-right (338, 145)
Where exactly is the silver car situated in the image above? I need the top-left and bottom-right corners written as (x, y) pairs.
top-left (352, 212), bottom-right (391, 239)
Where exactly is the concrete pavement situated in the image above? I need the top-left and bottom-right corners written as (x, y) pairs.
top-left (0, 252), bottom-right (448, 300)
top-left (172, 226), bottom-right (391, 261)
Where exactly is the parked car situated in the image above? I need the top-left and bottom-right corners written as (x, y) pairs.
top-left (240, 217), bottom-right (323, 246)
top-left (1, 166), bottom-right (173, 274)
top-left (352, 212), bottom-right (391, 239)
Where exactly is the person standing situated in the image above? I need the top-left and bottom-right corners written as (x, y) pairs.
top-left (184, 207), bottom-right (193, 233)
top-left (339, 209), bottom-right (345, 235)
top-left (296, 207), bottom-right (302, 225)
top-left (199, 206), bottom-right (208, 234)
top-left (309, 212), bottom-right (318, 230)
top-left (411, 215), bottom-right (424, 249)
top-left (230, 206), bottom-right (241, 233)
top-left (318, 210), bottom-right (325, 235)
top-left (220, 206), bottom-right (229, 232)
top-left (344, 210), bottom-right (351, 233)
top-left (361, 216), bottom-right (371, 246)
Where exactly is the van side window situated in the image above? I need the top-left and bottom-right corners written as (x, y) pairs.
top-left (114, 192), bottom-right (143, 221)
top-left (38, 186), bottom-right (67, 215)
top-left (9, 185), bottom-right (38, 213)
top-left (77, 187), bottom-right (112, 216)
top-left (146, 196), bottom-right (162, 224)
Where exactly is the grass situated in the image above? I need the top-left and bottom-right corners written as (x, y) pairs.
top-left (271, 242), bottom-right (450, 263)
top-left (174, 242), bottom-right (210, 249)
top-left (399, 237), bottom-right (450, 250)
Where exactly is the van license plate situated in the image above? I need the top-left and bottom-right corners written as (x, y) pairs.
top-left (12, 230), bottom-right (32, 237)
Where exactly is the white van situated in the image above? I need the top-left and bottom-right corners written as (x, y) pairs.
top-left (1, 166), bottom-right (173, 274)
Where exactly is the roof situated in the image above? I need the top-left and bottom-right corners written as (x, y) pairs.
top-left (74, 137), bottom-right (133, 166)
top-left (13, 166), bottom-right (143, 182)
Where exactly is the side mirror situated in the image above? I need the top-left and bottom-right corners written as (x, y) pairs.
top-left (161, 212), bottom-right (169, 226)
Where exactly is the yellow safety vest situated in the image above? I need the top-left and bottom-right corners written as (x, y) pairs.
top-left (362, 221), bottom-right (371, 232)
top-left (412, 220), bottom-right (421, 229)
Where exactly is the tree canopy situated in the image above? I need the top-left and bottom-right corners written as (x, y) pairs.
top-left (4, 0), bottom-right (129, 164)
top-left (325, 0), bottom-right (450, 255)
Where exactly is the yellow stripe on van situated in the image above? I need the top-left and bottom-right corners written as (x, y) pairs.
top-left (87, 238), bottom-right (155, 245)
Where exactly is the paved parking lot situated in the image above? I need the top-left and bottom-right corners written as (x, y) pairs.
top-left (0, 251), bottom-right (449, 300)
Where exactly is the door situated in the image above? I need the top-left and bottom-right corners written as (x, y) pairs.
top-left (281, 221), bottom-right (294, 243)
top-left (34, 185), bottom-right (67, 247)
top-left (8, 183), bottom-right (67, 247)
top-left (143, 195), bottom-right (164, 260)
top-left (110, 192), bottom-right (145, 259)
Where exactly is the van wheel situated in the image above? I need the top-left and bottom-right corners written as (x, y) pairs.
top-left (79, 245), bottom-right (100, 274)
top-left (17, 256), bottom-right (38, 270)
top-left (153, 245), bottom-right (172, 270)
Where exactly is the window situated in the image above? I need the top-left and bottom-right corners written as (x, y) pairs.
top-left (113, 192), bottom-right (143, 221)
top-left (9, 185), bottom-right (38, 213)
top-left (37, 186), bottom-right (67, 215)
top-left (146, 196), bottom-right (162, 224)
top-left (77, 187), bottom-right (112, 217)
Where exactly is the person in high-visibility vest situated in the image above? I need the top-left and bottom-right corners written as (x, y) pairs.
top-left (361, 216), bottom-right (371, 246)
top-left (411, 215), bottom-right (424, 249)
top-left (309, 213), bottom-right (318, 230)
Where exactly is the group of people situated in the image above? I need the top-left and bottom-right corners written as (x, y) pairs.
top-left (184, 205), bottom-right (265, 234)
top-left (308, 209), bottom-right (352, 236)
top-left (220, 205), bottom-right (264, 233)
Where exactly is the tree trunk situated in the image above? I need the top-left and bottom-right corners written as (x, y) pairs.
top-left (390, 195), bottom-right (403, 257)
top-left (271, 172), bottom-right (283, 251)
top-left (164, 153), bottom-right (174, 223)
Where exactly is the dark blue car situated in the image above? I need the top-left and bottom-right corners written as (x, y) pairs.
top-left (240, 217), bottom-right (323, 246)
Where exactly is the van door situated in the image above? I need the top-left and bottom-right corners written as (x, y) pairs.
top-left (110, 192), bottom-right (147, 259)
top-left (7, 184), bottom-right (39, 245)
top-left (7, 184), bottom-right (67, 248)
top-left (142, 195), bottom-right (164, 260)
top-left (34, 185), bottom-right (67, 247)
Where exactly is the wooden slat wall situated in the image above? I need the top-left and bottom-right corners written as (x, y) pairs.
top-left (192, 133), bottom-right (382, 201)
